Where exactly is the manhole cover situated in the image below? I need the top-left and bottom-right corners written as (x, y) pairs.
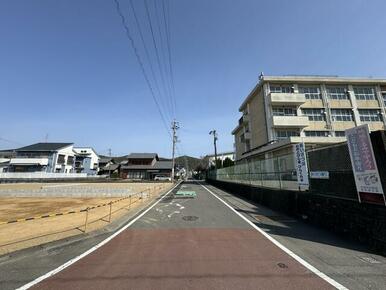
top-left (182, 216), bottom-right (199, 221)
top-left (277, 263), bottom-right (288, 268)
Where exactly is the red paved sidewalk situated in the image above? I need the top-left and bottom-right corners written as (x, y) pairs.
top-left (33, 228), bottom-right (333, 290)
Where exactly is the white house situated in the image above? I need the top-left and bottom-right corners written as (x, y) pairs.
top-left (73, 147), bottom-right (99, 175)
top-left (207, 151), bottom-right (235, 167)
top-left (8, 143), bottom-right (75, 173)
top-left (0, 150), bottom-right (15, 173)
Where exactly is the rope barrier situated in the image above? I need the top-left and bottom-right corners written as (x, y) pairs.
top-left (0, 184), bottom-right (168, 226)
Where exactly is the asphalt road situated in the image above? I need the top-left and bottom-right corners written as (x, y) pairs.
top-left (30, 181), bottom-right (332, 289)
top-left (1, 181), bottom-right (385, 289)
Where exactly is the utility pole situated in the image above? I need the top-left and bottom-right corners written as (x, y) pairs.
top-left (209, 130), bottom-right (218, 168)
top-left (171, 120), bottom-right (179, 182)
top-left (108, 148), bottom-right (112, 178)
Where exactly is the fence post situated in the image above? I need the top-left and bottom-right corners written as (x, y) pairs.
top-left (129, 194), bottom-right (132, 209)
top-left (84, 207), bottom-right (89, 233)
top-left (108, 201), bottom-right (112, 222)
top-left (277, 157), bottom-right (282, 190)
top-left (278, 171), bottom-right (282, 189)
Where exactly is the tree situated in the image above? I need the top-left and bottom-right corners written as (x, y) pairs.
top-left (215, 159), bottom-right (223, 169)
top-left (222, 157), bottom-right (234, 168)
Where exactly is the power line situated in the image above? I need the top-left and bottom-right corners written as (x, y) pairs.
top-left (0, 137), bottom-right (24, 147)
top-left (143, 0), bottom-right (174, 120)
top-left (128, 0), bottom-right (172, 123)
top-left (161, 0), bottom-right (177, 117)
top-left (113, 0), bottom-right (172, 139)
top-left (154, 0), bottom-right (175, 118)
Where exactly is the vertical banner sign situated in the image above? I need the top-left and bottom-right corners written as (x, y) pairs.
top-left (346, 124), bottom-right (386, 206)
top-left (293, 143), bottom-right (309, 189)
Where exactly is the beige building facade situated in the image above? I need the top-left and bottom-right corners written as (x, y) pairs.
top-left (232, 75), bottom-right (386, 161)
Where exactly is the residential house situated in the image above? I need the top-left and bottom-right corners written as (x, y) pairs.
top-left (8, 143), bottom-right (75, 173)
top-left (120, 153), bottom-right (172, 180)
top-left (206, 151), bottom-right (235, 167)
top-left (73, 147), bottom-right (99, 175)
top-left (0, 149), bottom-right (15, 173)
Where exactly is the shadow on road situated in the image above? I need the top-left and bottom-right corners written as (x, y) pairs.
top-left (207, 184), bottom-right (375, 255)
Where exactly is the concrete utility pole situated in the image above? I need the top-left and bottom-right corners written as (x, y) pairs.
top-left (108, 148), bottom-right (112, 178)
top-left (209, 130), bottom-right (218, 168)
top-left (171, 120), bottom-right (179, 182)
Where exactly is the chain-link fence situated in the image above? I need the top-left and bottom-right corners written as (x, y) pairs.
top-left (207, 142), bottom-right (361, 197)
top-left (306, 143), bottom-right (357, 199)
top-left (208, 153), bottom-right (299, 191)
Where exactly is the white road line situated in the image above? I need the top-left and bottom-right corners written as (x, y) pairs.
top-left (199, 182), bottom-right (348, 290)
top-left (17, 182), bottom-right (181, 290)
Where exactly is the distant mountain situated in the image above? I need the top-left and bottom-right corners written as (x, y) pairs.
top-left (175, 155), bottom-right (206, 170)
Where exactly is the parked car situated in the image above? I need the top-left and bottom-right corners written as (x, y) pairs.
top-left (154, 175), bottom-right (172, 181)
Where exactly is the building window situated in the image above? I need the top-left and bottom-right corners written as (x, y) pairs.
top-left (298, 86), bottom-right (322, 100)
top-left (382, 93), bottom-right (386, 106)
top-left (335, 131), bottom-right (346, 137)
top-left (270, 85), bottom-right (293, 93)
top-left (272, 107), bottom-right (297, 116)
top-left (326, 86), bottom-right (349, 100)
top-left (331, 109), bottom-right (354, 121)
top-left (57, 154), bottom-right (65, 164)
top-left (245, 140), bottom-right (251, 151)
top-left (67, 156), bottom-right (74, 165)
top-left (275, 130), bottom-right (300, 140)
top-left (353, 86), bottom-right (376, 100)
top-left (301, 108), bottom-right (325, 121)
top-left (304, 131), bottom-right (329, 137)
top-left (358, 109), bottom-right (382, 122)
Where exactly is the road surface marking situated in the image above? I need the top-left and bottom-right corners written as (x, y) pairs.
top-left (199, 182), bottom-right (348, 290)
top-left (17, 182), bottom-right (181, 290)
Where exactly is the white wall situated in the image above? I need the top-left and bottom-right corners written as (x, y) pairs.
top-left (73, 147), bottom-right (100, 171)
top-left (56, 145), bottom-right (75, 173)
top-left (0, 172), bottom-right (88, 179)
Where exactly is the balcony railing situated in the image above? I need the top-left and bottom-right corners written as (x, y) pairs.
top-left (269, 92), bottom-right (306, 105)
top-left (272, 116), bottom-right (309, 128)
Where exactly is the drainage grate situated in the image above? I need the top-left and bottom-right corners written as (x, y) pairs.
top-left (182, 216), bottom-right (199, 221)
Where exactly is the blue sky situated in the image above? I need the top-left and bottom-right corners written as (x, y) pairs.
top-left (1, 0), bottom-right (386, 157)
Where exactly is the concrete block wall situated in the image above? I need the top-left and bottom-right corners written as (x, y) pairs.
top-left (208, 179), bottom-right (386, 255)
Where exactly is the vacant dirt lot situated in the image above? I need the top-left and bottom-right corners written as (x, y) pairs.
top-left (0, 182), bottom-right (173, 255)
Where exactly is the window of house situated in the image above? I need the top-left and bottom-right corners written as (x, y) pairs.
top-left (272, 107), bottom-right (297, 116)
top-left (382, 92), bottom-right (386, 106)
top-left (245, 139), bottom-right (251, 151)
top-left (353, 86), bottom-right (376, 100)
top-left (326, 86), bottom-right (349, 100)
top-left (358, 109), bottom-right (382, 122)
top-left (57, 154), bottom-right (65, 164)
top-left (275, 130), bottom-right (300, 140)
top-left (298, 86), bottom-right (322, 100)
top-left (67, 156), bottom-right (74, 165)
top-left (301, 108), bottom-right (325, 121)
top-left (335, 131), bottom-right (346, 137)
top-left (331, 109), bottom-right (354, 121)
top-left (304, 131), bottom-right (329, 137)
top-left (270, 85), bottom-right (293, 93)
